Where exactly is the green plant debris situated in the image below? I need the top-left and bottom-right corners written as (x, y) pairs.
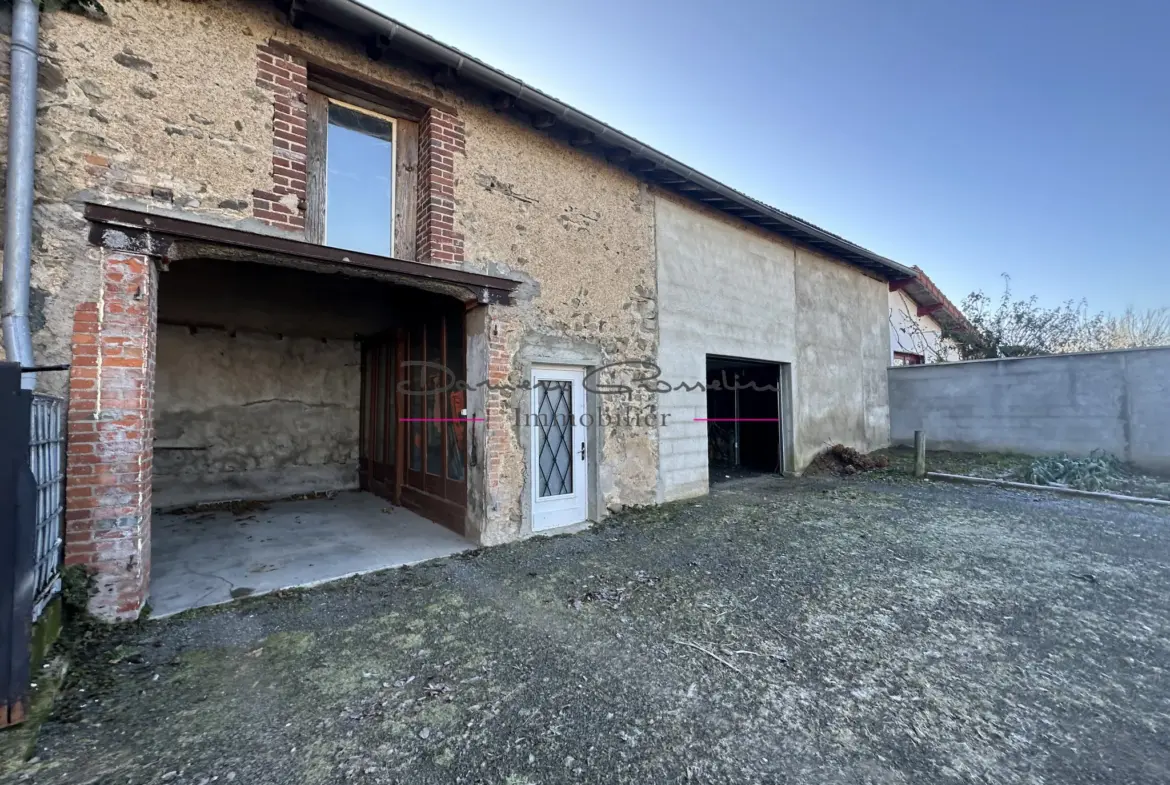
top-left (1020, 450), bottom-right (1126, 492)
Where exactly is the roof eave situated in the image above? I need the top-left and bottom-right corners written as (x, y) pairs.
top-left (308, 0), bottom-right (916, 282)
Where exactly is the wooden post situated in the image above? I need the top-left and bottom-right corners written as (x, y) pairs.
top-left (913, 430), bottom-right (926, 478)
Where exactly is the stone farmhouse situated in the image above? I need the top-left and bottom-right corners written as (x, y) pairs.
top-left (0, 0), bottom-right (918, 618)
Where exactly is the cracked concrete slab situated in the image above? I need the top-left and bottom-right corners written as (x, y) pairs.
top-left (149, 491), bottom-right (472, 617)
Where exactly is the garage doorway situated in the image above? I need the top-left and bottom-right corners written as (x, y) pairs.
top-left (705, 356), bottom-right (787, 482)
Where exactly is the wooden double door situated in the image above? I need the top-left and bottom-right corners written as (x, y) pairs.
top-left (360, 306), bottom-right (468, 534)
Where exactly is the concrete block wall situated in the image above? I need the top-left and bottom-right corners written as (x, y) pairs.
top-left (654, 197), bottom-right (797, 501)
top-left (889, 347), bottom-right (1170, 473)
top-left (654, 196), bottom-right (892, 501)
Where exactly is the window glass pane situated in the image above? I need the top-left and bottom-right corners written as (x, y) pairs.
top-left (372, 345), bottom-right (385, 463)
top-left (426, 322), bottom-right (443, 476)
top-left (446, 313), bottom-right (465, 482)
top-left (325, 103), bottom-right (393, 256)
top-left (410, 331), bottom-right (423, 472)
top-left (537, 381), bottom-right (573, 497)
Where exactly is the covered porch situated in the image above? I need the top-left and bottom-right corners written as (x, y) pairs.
top-left (74, 204), bottom-right (518, 618)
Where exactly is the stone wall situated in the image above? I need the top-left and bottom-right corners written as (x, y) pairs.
top-left (456, 102), bottom-right (659, 539)
top-left (153, 325), bottom-right (360, 509)
top-left (151, 258), bottom-right (407, 508)
top-left (10, 0), bottom-right (659, 549)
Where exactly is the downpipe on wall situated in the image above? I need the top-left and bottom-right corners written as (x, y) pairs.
top-left (2, 0), bottom-right (40, 389)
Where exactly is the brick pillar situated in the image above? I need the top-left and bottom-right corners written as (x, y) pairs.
top-left (254, 42), bottom-right (309, 232)
top-left (484, 331), bottom-right (510, 504)
top-left (65, 251), bottom-right (158, 621)
top-left (416, 108), bottom-right (465, 265)
top-left (478, 307), bottom-right (522, 544)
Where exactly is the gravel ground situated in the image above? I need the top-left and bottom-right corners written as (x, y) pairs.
top-left (11, 475), bottom-right (1170, 784)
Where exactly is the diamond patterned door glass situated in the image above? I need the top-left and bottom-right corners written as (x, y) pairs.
top-left (537, 381), bottom-right (573, 497)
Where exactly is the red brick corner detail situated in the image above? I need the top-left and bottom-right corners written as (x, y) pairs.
top-left (255, 42), bottom-right (308, 233)
top-left (416, 108), bottom-right (465, 265)
top-left (65, 252), bottom-right (158, 621)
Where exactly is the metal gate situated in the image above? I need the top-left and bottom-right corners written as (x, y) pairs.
top-left (1, 361), bottom-right (66, 727)
top-left (29, 393), bottom-right (65, 621)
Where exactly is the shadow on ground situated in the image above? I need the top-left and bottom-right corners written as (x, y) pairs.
top-left (11, 475), bottom-right (1170, 784)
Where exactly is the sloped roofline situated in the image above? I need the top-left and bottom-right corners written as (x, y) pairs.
top-left (305, 0), bottom-right (917, 282)
top-left (892, 266), bottom-right (973, 333)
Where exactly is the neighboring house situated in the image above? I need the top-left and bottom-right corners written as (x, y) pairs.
top-left (0, 0), bottom-right (916, 618)
top-left (889, 267), bottom-right (971, 364)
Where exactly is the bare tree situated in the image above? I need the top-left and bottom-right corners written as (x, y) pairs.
top-left (889, 299), bottom-right (953, 363)
top-left (944, 275), bottom-right (1167, 360)
top-left (1091, 306), bottom-right (1170, 350)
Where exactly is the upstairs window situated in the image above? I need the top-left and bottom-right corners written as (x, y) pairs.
top-left (304, 73), bottom-right (421, 259)
top-left (324, 101), bottom-right (395, 256)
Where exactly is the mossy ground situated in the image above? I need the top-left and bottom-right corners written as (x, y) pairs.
top-left (10, 475), bottom-right (1170, 784)
top-left (874, 447), bottom-right (1170, 500)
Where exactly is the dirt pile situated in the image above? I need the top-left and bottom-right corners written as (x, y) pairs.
top-left (807, 444), bottom-right (891, 476)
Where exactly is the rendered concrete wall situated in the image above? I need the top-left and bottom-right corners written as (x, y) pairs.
top-left (655, 196), bottom-right (891, 501)
top-left (889, 347), bottom-right (1170, 473)
top-left (153, 325), bottom-right (360, 508)
top-left (793, 247), bottom-right (892, 466)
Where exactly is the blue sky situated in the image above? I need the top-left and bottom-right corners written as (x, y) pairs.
top-left (367, 0), bottom-right (1169, 313)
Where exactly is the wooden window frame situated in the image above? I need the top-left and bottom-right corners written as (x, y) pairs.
top-left (305, 75), bottom-right (419, 260)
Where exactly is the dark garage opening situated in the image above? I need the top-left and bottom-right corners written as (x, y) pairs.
top-left (706, 356), bottom-right (782, 481)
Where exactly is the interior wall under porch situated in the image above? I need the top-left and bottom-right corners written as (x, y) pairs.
top-left (153, 326), bottom-right (360, 509)
top-left (152, 260), bottom-right (403, 509)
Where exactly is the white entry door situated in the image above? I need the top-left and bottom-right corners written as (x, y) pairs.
top-left (531, 366), bottom-right (589, 531)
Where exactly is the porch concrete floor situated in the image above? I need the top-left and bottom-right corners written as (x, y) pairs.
top-left (149, 491), bottom-right (472, 617)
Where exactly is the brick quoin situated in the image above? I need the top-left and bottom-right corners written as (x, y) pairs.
top-left (65, 251), bottom-right (158, 621)
top-left (484, 326), bottom-right (511, 500)
top-left (416, 108), bottom-right (465, 264)
top-left (255, 42), bottom-right (308, 233)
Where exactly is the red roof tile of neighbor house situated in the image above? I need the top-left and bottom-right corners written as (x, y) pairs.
top-left (892, 267), bottom-right (974, 334)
